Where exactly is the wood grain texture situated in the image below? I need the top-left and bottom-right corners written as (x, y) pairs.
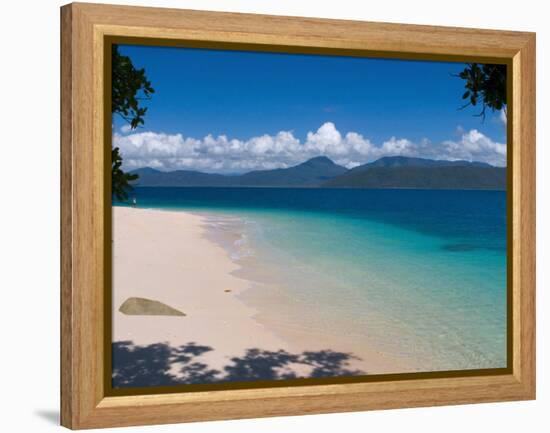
top-left (74, 2), bottom-right (532, 59)
top-left (60, 2), bottom-right (536, 429)
top-left (60, 4), bottom-right (74, 429)
top-left (512, 34), bottom-right (536, 396)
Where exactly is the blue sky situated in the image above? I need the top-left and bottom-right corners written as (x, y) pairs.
top-left (113, 44), bottom-right (507, 173)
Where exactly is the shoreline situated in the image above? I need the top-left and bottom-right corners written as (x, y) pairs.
top-left (197, 210), bottom-right (416, 374)
top-left (112, 206), bottom-right (414, 384)
top-left (113, 207), bottom-right (293, 375)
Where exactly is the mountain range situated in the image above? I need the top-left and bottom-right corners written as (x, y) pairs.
top-left (130, 156), bottom-right (506, 190)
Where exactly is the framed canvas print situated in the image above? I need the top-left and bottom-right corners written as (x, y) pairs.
top-left (60, 3), bottom-right (536, 429)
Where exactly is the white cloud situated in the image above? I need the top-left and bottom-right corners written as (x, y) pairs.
top-left (120, 124), bottom-right (133, 134)
top-left (113, 122), bottom-right (506, 173)
top-left (441, 129), bottom-right (506, 166)
top-left (379, 137), bottom-right (415, 155)
top-left (305, 122), bottom-right (346, 155)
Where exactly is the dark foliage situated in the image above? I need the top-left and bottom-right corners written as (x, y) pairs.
top-left (112, 45), bottom-right (154, 129)
top-left (457, 63), bottom-right (507, 120)
top-left (112, 147), bottom-right (138, 201)
top-left (111, 45), bottom-right (154, 201)
top-left (112, 341), bottom-right (364, 388)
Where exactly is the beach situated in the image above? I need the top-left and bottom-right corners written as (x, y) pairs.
top-left (112, 185), bottom-right (507, 386)
top-left (112, 206), bottom-right (408, 383)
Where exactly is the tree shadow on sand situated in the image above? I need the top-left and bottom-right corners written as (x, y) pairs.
top-left (112, 341), bottom-right (365, 388)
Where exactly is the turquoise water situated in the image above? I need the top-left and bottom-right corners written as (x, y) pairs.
top-left (115, 187), bottom-right (507, 372)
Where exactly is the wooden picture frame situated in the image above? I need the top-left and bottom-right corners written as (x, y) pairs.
top-left (60, 2), bottom-right (536, 429)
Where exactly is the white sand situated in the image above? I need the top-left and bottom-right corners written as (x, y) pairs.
top-left (113, 207), bottom-right (292, 372)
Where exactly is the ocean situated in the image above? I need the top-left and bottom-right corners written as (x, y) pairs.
top-left (114, 187), bottom-right (507, 372)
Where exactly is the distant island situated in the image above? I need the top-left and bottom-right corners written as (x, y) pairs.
top-left (131, 156), bottom-right (506, 190)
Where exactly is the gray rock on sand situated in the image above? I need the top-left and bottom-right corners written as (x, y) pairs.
top-left (119, 297), bottom-right (186, 316)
